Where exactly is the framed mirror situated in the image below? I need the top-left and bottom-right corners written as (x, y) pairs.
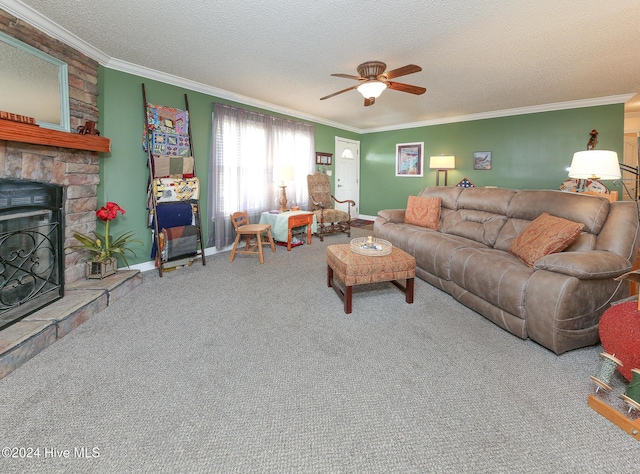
top-left (0, 31), bottom-right (70, 132)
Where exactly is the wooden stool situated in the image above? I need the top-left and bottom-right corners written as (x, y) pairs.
top-left (326, 244), bottom-right (416, 314)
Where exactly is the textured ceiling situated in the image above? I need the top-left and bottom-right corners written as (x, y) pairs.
top-left (4, 0), bottom-right (640, 131)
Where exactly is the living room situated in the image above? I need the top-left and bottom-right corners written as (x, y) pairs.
top-left (1, 1), bottom-right (640, 472)
top-left (1, 3), bottom-right (638, 273)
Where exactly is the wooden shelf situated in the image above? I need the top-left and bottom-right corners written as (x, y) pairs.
top-left (0, 119), bottom-right (110, 153)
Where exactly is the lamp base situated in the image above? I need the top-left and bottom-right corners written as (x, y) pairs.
top-left (435, 169), bottom-right (448, 186)
top-left (278, 185), bottom-right (288, 211)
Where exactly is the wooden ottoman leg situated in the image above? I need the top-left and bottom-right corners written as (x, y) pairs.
top-left (327, 264), bottom-right (352, 314)
top-left (390, 277), bottom-right (415, 304)
top-left (344, 285), bottom-right (352, 314)
top-left (406, 277), bottom-right (414, 304)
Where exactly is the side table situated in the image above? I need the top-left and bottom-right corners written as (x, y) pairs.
top-left (286, 212), bottom-right (314, 251)
top-left (259, 210), bottom-right (317, 251)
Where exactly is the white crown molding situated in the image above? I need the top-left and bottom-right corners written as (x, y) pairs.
top-left (105, 58), bottom-right (361, 134)
top-left (362, 94), bottom-right (637, 134)
top-left (2, 0), bottom-right (633, 136)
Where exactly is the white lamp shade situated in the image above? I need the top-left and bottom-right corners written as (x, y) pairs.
top-left (429, 155), bottom-right (456, 170)
top-left (357, 81), bottom-right (387, 99)
top-left (278, 166), bottom-right (294, 183)
top-left (568, 150), bottom-right (621, 180)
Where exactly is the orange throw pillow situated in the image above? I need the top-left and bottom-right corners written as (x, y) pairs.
top-left (509, 212), bottom-right (584, 267)
top-left (404, 195), bottom-right (441, 229)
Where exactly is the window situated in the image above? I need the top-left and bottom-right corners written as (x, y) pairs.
top-left (208, 104), bottom-right (315, 249)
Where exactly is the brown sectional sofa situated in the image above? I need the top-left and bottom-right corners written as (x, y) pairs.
top-left (374, 186), bottom-right (640, 354)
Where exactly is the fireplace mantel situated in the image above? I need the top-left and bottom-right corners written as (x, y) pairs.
top-left (0, 119), bottom-right (111, 153)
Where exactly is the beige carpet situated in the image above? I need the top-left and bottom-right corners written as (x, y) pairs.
top-left (0, 228), bottom-right (637, 473)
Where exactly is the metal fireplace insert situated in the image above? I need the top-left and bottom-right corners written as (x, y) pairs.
top-left (0, 179), bottom-right (64, 330)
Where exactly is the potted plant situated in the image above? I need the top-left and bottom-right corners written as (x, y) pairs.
top-left (69, 202), bottom-right (143, 279)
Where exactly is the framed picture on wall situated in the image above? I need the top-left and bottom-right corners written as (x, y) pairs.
top-left (316, 152), bottom-right (332, 165)
top-left (396, 142), bottom-right (424, 177)
top-left (473, 151), bottom-right (492, 170)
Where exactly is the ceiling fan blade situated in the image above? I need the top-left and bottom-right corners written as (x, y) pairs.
top-left (320, 85), bottom-right (358, 100)
top-left (331, 73), bottom-right (365, 81)
top-left (364, 97), bottom-right (375, 107)
top-left (387, 81), bottom-right (427, 95)
top-left (380, 64), bottom-right (422, 80)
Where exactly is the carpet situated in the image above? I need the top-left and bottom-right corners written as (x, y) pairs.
top-left (0, 228), bottom-right (638, 473)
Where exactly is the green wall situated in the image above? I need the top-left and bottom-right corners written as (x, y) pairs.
top-left (97, 67), bottom-right (357, 266)
top-left (98, 66), bottom-right (624, 265)
top-left (359, 104), bottom-right (624, 214)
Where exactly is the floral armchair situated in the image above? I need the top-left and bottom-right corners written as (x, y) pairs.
top-left (307, 172), bottom-right (355, 241)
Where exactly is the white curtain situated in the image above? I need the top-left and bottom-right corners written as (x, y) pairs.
top-left (208, 103), bottom-right (315, 249)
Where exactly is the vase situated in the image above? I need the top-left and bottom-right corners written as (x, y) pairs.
top-left (86, 256), bottom-right (118, 279)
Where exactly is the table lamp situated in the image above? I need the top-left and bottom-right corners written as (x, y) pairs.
top-left (278, 166), bottom-right (294, 211)
top-left (429, 155), bottom-right (455, 186)
top-left (568, 150), bottom-right (621, 181)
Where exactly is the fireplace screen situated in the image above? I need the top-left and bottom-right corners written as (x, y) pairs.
top-left (0, 179), bottom-right (64, 330)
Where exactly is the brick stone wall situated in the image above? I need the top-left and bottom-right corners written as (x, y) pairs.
top-left (0, 10), bottom-right (99, 130)
top-left (0, 9), bottom-right (101, 283)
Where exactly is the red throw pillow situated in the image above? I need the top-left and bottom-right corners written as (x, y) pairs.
top-left (509, 212), bottom-right (584, 267)
top-left (405, 195), bottom-right (441, 229)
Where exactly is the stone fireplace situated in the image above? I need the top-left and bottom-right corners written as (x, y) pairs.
top-left (0, 9), bottom-right (108, 286)
top-left (0, 179), bottom-right (64, 328)
top-left (0, 139), bottom-right (103, 285)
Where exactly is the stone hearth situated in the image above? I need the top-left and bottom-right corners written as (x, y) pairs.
top-left (0, 270), bottom-right (142, 380)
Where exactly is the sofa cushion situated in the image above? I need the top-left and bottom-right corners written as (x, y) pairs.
top-left (506, 190), bottom-right (609, 234)
top-left (535, 250), bottom-right (632, 279)
top-left (448, 247), bottom-right (534, 319)
top-left (441, 209), bottom-right (507, 247)
top-left (405, 195), bottom-right (441, 229)
top-left (408, 230), bottom-right (487, 281)
top-left (374, 220), bottom-right (429, 254)
top-left (456, 187), bottom-right (517, 215)
top-left (509, 213), bottom-right (584, 267)
top-left (418, 186), bottom-right (463, 211)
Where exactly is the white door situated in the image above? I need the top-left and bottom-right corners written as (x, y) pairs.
top-left (334, 137), bottom-right (360, 218)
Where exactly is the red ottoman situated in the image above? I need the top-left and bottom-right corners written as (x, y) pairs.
top-left (326, 244), bottom-right (416, 314)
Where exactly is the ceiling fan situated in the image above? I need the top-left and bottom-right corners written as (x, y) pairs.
top-left (320, 61), bottom-right (426, 106)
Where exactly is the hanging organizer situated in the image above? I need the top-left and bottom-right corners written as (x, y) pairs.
top-left (142, 83), bottom-right (206, 276)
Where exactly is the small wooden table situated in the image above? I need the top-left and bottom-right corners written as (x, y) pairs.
top-left (286, 212), bottom-right (313, 251)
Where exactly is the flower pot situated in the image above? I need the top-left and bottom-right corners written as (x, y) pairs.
top-left (86, 257), bottom-right (118, 279)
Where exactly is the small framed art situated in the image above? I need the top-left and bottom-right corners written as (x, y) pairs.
top-left (396, 142), bottom-right (424, 177)
top-left (316, 152), bottom-right (332, 165)
top-left (473, 151), bottom-right (492, 170)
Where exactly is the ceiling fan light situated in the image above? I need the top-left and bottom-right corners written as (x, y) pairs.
top-left (357, 81), bottom-right (387, 99)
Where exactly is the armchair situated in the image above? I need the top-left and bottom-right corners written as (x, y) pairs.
top-left (307, 172), bottom-right (355, 241)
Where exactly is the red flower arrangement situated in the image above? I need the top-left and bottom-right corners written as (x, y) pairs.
top-left (96, 201), bottom-right (125, 221)
top-left (69, 202), bottom-right (142, 266)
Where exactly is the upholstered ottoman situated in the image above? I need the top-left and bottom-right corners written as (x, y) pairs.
top-left (326, 244), bottom-right (416, 314)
